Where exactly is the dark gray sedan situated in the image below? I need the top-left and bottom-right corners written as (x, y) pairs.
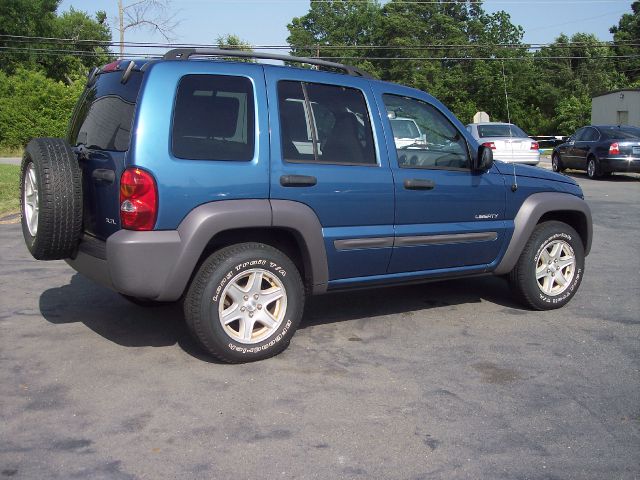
top-left (552, 125), bottom-right (640, 178)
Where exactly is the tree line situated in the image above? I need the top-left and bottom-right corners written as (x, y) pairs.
top-left (0, 0), bottom-right (638, 150)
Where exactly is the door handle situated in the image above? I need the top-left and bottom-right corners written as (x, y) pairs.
top-left (404, 178), bottom-right (435, 190)
top-left (280, 175), bottom-right (317, 187)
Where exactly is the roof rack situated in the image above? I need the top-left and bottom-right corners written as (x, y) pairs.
top-left (162, 48), bottom-right (373, 78)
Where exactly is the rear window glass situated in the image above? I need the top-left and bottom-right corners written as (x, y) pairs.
top-left (172, 74), bottom-right (255, 161)
top-left (599, 126), bottom-right (640, 140)
top-left (69, 71), bottom-right (143, 151)
top-left (477, 124), bottom-right (528, 138)
top-left (277, 80), bottom-right (376, 165)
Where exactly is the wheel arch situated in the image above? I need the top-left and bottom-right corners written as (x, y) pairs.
top-left (494, 192), bottom-right (592, 275)
top-left (154, 199), bottom-right (328, 301)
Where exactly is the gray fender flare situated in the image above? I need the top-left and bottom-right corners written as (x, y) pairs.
top-left (493, 192), bottom-right (592, 275)
top-left (271, 200), bottom-right (329, 294)
top-left (108, 199), bottom-right (329, 301)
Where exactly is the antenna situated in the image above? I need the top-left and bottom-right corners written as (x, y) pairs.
top-left (502, 60), bottom-right (518, 192)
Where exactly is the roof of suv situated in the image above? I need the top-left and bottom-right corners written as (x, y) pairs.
top-left (161, 48), bottom-right (373, 78)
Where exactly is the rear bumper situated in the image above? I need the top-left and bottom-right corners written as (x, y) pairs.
top-left (66, 230), bottom-right (183, 301)
top-left (599, 155), bottom-right (640, 173)
top-left (493, 151), bottom-right (540, 165)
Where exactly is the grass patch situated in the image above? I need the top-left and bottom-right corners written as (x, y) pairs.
top-left (0, 164), bottom-right (20, 216)
top-left (0, 146), bottom-right (23, 158)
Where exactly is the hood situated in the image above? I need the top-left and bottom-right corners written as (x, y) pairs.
top-left (493, 161), bottom-right (578, 186)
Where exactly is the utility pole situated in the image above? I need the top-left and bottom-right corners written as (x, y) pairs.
top-left (118, 0), bottom-right (124, 58)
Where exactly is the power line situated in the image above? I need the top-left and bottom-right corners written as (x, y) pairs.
top-left (1, 34), bottom-right (638, 51)
top-left (1, 46), bottom-right (637, 62)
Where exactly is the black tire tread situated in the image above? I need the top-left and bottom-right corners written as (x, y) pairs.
top-left (21, 138), bottom-right (82, 260)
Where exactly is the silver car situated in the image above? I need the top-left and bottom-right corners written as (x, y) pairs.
top-left (466, 122), bottom-right (540, 165)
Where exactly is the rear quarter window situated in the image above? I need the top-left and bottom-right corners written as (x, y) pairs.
top-left (172, 74), bottom-right (255, 161)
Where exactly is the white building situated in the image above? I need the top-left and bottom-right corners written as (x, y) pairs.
top-left (591, 89), bottom-right (640, 127)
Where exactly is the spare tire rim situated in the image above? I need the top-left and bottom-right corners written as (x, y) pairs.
top-left (23, 163), bottom-right (39, 236)
top-left (535, 239), bottom-right (576, 296)
top-left (218, 268), bottom-right (287, 344)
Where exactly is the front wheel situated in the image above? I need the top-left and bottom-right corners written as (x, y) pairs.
top-left (508, 221), bottom-right (585, 310)
top-left (183, 243), bottom-right (304, 363)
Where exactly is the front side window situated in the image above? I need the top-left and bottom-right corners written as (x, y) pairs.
top-left (172, 75), bottom-right (255, 161)
top-left (383, 94), bottom-right (469, 169)
top-left (277, 80), bottom-right (376, 165)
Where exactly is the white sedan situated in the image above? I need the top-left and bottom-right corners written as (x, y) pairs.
top-left (466, 122), bottom-right (540, 165)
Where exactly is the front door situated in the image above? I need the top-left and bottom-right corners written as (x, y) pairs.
top-left (371, 84), bottom-right (508, 274)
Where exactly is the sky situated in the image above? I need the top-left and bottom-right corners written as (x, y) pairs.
top-left (57, 0), bottom-right (635, 53)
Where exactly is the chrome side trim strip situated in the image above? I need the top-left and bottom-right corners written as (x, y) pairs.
top-left (334, 232), bottom-right (497, 251)
top-left (395, 232), bottom-right (498, 247)
top-left (334, 237), bottom-right (394, 251)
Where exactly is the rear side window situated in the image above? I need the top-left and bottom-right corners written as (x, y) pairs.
top-left (277, 80), bottom-right (376, 165)
top-left (69, 71), bottom-right (143, 151)
top-left (172, 75), bottom-right (255, 161)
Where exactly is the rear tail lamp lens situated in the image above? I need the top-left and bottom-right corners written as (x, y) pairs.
top-left (120, 168), bottom-right (157, 231)
top-left (609, 142), bottom-right (620, 155)
top-left (531, 141), bottom-right (539, 150)
top-left (482, 142), bottom-right (496, 150)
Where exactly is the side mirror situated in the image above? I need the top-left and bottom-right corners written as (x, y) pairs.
top-left (474, 145), bottom-right (494, 171)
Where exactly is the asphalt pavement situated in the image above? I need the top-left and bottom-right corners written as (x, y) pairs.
top-left (1, 172), bottom-right (638, 479)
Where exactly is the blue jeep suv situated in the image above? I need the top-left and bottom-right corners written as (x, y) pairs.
top-left (19, 49), bottom-right (592, 363)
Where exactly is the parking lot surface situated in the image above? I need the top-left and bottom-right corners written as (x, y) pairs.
top-left (1, 172), bottom-right (638, 479)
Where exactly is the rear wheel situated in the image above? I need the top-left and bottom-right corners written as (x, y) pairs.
top-left (551, 153), bottom-right (565, 172)
top-left (20, 138), bottom-right (83, 260)
top-left (183, 243), bottom-right (304, 363)
top-left (509, 221), bottom-right (585, 310)
top-left (587, 156), bottom-right (602, 179)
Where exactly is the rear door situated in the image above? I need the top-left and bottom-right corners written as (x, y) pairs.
top-left (265, 69), bottom-right (395, 281)
top-left (371, 83), bottom-right (508, 274)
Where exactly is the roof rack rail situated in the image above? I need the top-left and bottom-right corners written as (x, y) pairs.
top-left (162, 48), bottom-right (373, 78)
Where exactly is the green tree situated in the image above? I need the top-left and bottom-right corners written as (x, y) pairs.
top-left (0, 1), bottom-right (112, 81)
top-left (610, 1), bottom-right (640, 82)
top-left (0, 68), bottom-right (83, 149)
top-left (216, 34), bottom-right (255, 62)
top-left (287, 0), bottom-right (381, 74)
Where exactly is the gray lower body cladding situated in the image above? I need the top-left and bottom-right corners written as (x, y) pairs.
top-left (66, 199), bottom-right (329, 301)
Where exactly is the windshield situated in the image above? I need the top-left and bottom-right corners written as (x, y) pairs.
top-left (477, 124), bottom-right (528, 138)
top-left (391, 119), bottom-right (420, 138)
top-left (599, 126), bottom-right (640, 140)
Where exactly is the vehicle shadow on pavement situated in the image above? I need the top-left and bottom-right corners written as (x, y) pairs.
top-left (301, 275), bottom-right (523, 329)
top-left (38, 274), bottom-right (221, 363)
top-left (38, 273), bottom-right (523, 359)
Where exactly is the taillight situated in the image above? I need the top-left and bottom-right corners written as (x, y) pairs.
top-left (120, 168), bottom-right (157, 231)
top-left (530, 141), bottom-right (539, 150)
top-left (482, 142), bottom-right (496, 150)
top-left (609, 142), bottom-right (620, 155)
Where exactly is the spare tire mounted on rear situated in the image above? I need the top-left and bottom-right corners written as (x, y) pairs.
top-left (20, 138), bottom-right (83, 260)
